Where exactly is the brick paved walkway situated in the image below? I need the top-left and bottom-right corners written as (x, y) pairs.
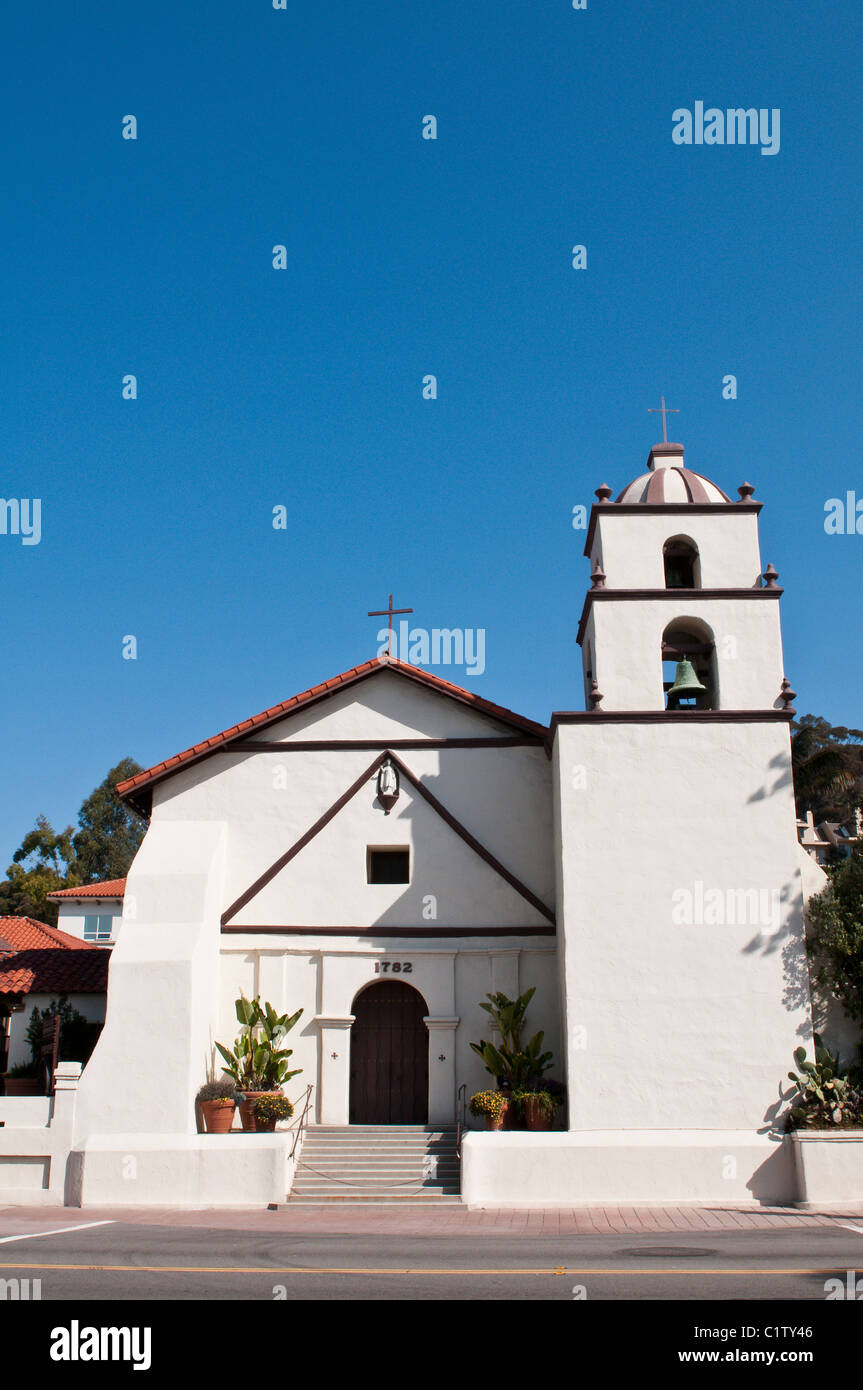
top-left (2, 1202), bottom-right (861, 1238)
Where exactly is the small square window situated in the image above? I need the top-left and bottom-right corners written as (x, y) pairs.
top-left (367, 848), bottom-right (410, 884)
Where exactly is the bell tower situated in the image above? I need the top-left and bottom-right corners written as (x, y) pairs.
top-left (578, 442), bottom-right (791, 716)
top-left (550, 433), bottom-right (813, 1204)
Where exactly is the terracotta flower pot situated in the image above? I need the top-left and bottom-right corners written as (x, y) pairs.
top-left (523, 1096), bottom-right (553, 1131)
top-left (238, 1090), bottom-right (282, 1132)
top-left (493, 1084), bottom-right (514, 1129)
top-left (201, 1099), bottom-right (236, 1134)
top-left (486, 1098), bottom-right (510, 1130)
top-left (2, 1077), bottom-right (41, 1097)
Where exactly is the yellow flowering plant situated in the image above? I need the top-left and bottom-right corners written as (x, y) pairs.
top-left (468, 1090), bottom-right (508, 1121)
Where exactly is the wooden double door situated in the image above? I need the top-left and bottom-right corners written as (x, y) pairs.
top-left (349, 981), bottom-right (429, 1125)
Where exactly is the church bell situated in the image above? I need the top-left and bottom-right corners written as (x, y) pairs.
top-left (666, 656), bottom-right (707, 708)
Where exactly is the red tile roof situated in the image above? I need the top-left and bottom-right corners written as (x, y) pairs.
top-left (0, 949), bottom-right (109, 997)
top-left (0, 918), bottom-right (107, 998)
top-left (0, 917), bottom-right (99, 953)
top-left (117, 656), bottom-right (549, 814)
top-left (46, 878), bottom-right (127, 901)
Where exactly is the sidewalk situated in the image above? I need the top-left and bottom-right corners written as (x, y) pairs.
top-left (1, 1202), bottom-right (859, 1238)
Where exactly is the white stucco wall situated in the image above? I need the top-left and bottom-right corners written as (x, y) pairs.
top-left (73, 819), bottom-right (227, 1141)
top-left (216, 939), bottom-right (561, 1127)
top-left (588, 507), bottom-right (763, 590)
top-left (553, 718), bottom-right (813, 1134)
top-left (151, 673), bottom-right (554, 931)
top-left (582, 597), bottom-right (786, 711)
top-left (73, 669), bottom-right (558, 1164)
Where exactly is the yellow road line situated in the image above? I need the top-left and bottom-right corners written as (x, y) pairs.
top-left (0, 1261), bottom-right (842, 1276)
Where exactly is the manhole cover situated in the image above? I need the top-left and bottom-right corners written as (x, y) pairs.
top-left (616, 1247), bottom-right (717, 1258)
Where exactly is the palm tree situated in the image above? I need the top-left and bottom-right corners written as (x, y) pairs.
top-left (791, 721), bottom-right (860, 820)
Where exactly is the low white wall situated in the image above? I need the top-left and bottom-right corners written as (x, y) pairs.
top-left (790, 1131), bottom-right (863, 1208)
top-left (1, 1057), bottom-right (308, 1210)
top-left (0, 1063), bottom-right (81, 1206)
top-left (67, 1133), bottom-right (297, 1209)
top-left (0, 1096), bottom-right (52, 1127)
top-left (461, 1130), bottom-right (798, 1207)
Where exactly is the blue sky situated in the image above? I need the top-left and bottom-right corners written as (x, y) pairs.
top-left (1, 1), bottom-right (861, 866)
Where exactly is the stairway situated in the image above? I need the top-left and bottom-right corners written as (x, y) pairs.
top-left (290, 1125), bottom-right (462, 1204)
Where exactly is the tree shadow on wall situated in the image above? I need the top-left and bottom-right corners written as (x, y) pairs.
top-left (746, 747), bottom-right (794, 804)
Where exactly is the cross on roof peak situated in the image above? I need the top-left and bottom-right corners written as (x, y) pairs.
top-left (367, 593), bottom-right (413, 658)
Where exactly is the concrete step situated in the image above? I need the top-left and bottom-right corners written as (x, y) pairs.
top-left (293, 1178), bottom-right (459, 1189)
top-left (297, 1160), bottom-right (459, 1170)
top-left (290, 1123), bottom-right (461, 1204)
top-left (299, 1150), bottom-right (458, 1161)
top-left (294, 1173), bottom-right (457, 1184)
top-left (303, 1134), bottom-right (458, 1143)
top-left (299, 1149), bottom-right (458, 1156)
top-left (289, 1196), bottom-right (464, 1205)
top-left (297, 1145), bottom-right (458, 1156)
top-left (303, 1133), bottom-right (458, 1141)
top-left (300, 1139), bottom-right (458, 1150)
top-left (307, 1130), bottom-right (456, 1139)
top-left (290, 1184), bottom-right (458, 1195)
top-left (307, 1129), bottom-right (456, 1135)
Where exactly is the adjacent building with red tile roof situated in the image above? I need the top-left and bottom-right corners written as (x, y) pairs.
top-left (46, 878), bottom-right (127, 900)
top-left (43, 880), bottom-right (126, 948)
top-left (0, 917), bottom-right (100, 955)
top-left (0, 948), bottom-right (109, 999)
top-left (0, 917), bottom-right (110, 1076)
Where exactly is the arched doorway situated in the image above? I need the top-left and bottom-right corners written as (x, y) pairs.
top-left (349, 981), bottom-right (429, 1124)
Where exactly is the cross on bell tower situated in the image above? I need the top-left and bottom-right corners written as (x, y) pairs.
top-left (648, 395), bottom-right (680, 444)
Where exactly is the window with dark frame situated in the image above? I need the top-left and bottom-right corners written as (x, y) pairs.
top-left (367, 848), bottom-right (410, 884)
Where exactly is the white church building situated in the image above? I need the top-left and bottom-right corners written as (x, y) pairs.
top-left (46, 438), bottom-right (838, 1208)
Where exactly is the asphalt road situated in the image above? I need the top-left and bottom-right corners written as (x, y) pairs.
top-left (1, 1221), bottom-right (862, 1301)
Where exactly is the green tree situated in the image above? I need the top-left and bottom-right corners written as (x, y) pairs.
top-left (72, 758), bottom-right (146, 882)
top-left (0, 759), bottom-right (145, 925)
top-left (791, 715), bottom-right (863, 821)
top-left (0, 815), bottom-right (76, 925)
top-left (807, 842), bottom-right (863, 1037)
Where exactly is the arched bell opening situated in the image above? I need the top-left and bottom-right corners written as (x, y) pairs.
top-left (662, 618), bottom-right (717, 710)
top-left (582, 639), bottom-right (594, 708)
top-left (663, 536), bottom-right (701, 590)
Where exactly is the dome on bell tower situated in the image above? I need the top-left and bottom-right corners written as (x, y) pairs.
top-left (616, 444), bottom-right (731, 504)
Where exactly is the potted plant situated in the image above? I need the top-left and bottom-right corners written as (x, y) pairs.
top-left (544, 1078), bottom-right (567, 1126)
top-left (786, 1035), bottom-right (859, 1131)
top-left (469, 988), bottom-right (554, 1106)
top-left (785, 1035), bottom-right (863, 1205)
top-left (197, 1079), bottom-right (238, 1134)
top-left (513, 1088), bottom-right (558, 1132)
top-left (253, 1093), bottom-right (294, 1133)
top-left (215, 994), bottom-right (303, 1132)
top-left (1, 1062), bottom-right (41, 1097)
top-left (469, 1089), bottom-right (510, 1131)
